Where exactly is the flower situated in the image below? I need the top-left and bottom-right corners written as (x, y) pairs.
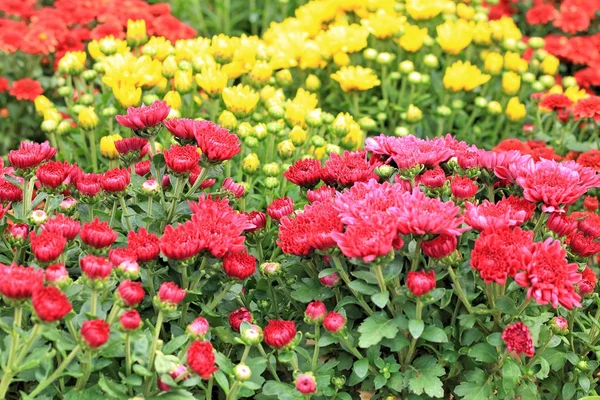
top-left (32, 286), bottom-right (72, 322)
top-left (115, 100), bottom-right (170, 132)
top-left (573, 96), bottom-right (600, 121)
top-left (550, 316), bottom-right (569, 334)
top-left (436, 19), bottom-right (473, 54)
top-left (158, 282), bottom-right (186, 306)
top-left (553, 4), bottom-right (590, 34)
top-left (81, 319), bottom-right (110, 348)
top-left (0, 265), bottom-right (44, 300)
top-left (568, 231), bottom-right (600, 257)
top-left (421, 234), bottom-right (457, 259)
top-left (295, 373), bottom-right (317, 394)
top-left (127, 228), bottom-right (160, 262)
top-left (222, 84), bottom-right (260, 116)
top-left (80, 255), bottom-right (113, 280)
top-left (109, 248), bottom-right (137, 267)
top-left (78, 107), bottom-right (98, 130)
top-left (164, 118), bottom-right (198, 143)
top-left (584, 196), bottom-right (599, 212)
top-left (158, 364), bottom-right (191, 392)
top-left (264, 320), bottom-right (297, 349)
top-left (229, 308), bottom-right (252, 331)
top-left (80, 218), bottom-right (118, 249)
top-left (120, 309), bottom-right (141, 331)
top-left (117, 280), bottom-right (145, 307)
top-left (321, 151), bottom-right (378, 188)
top-left (75, 173), bottom-right (101, 197)
top-left (443, 61), bottom-right (490, 92)
top-left (100, 168), bottom-right (130, 192)
top-left (30, 231), bottom-right (66, 263)
top-left (9, 78), bottom-right (43, 101)
top-left (305, 301), bottom-right (327, 325)
top-left (323, 312), bottom-right (346, 333)
top-left (320, 272), bottom-right (340, 287)
top-left (579, 213), bottom-right (600, 238)
top-left (100, 134), bottom-right (123, 160)
top-left (188, 317), bottom-right (210, 339)
top-left (578, 266), bottom-right (597, 295)
top-left (407, 270), bottom-right (436, 296)
top-left (187, 341), bottom-right (218, 379)
top-left (267, 197), bottom-right (294, 221)
top-left (8, 141), bottom-right (57, 170)
top-left (330, 66), bottom-right (380, 92)
top-left (223, 251), bottom-right (256, 280)
top-left (417, 167), bottom-right (446, 188)
top-left (515, 238), bottom-right (582, 309)
top-left (526, 4), bottom-right (558, 24)
top-left (36, 160), bottom-right (71, 189)
top-left (463, 199), bottom-right (531, 231)
top-left (506, 97), bottom-right (526, 121)
top-left (547, 212), bottom-right (578, 237)
top-left (194, 120), bottom-right (241, 162)
top-left (45, 264), bottom-right (69, 286)
top-left (136, 161), bottom-right (152, 176)
top-left (365, 135), bottom-right (454, 171)
top-left (114, 137), bottom-right (148, 157)
top-left (502, 322), bottom-right (535, 357)
top-left (284, 158), bottom-right (322, 188)
top-left (222, 178), bottom-right (245, 198)
top-left (539, 94), bottom-right (573, 110)
top-left (307, 186), bottom-right (336, 203)
top-left (160, 223), bottom-right (202, 260)
top-left (450, 176), bottom-right (478, 199)
top-left (164, 144), bottom-right (200, 174)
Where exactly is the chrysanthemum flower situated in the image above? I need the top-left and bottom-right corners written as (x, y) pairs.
top-left (502, 322), bottom-right (535, 357)
top-left (330, 66), bottom-right (380, 92)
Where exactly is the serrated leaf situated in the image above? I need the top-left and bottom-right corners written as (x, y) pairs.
top-left (408, 319), bottom-right (424, 339)
top-left (374, 374), bottom-right (387, 390)
top-left (454, 379), bottom-right (494, 400)
top-left (347, 280), bottom-right (378, 295)
top-left (357, 312), bottom-right (402, 348)
top-left (468, 343), bottom-right (498, 363)
top-left (387, 372), bottom-right (404, 391)
top-left (495, 296), bottom-right (518, 315)
top-left (421, 326), bottom-right (448, 343)
top-left (371, 292), bottom-right (389, 308)
top-left (406, 356), bottom-right (445, 398)
top-left (501, 359), bottom-right (520, 392)
top-left (162, 334), bottom-right (189, 354)
top-left (291, 278), bottom-right (334, 303)
top-left (353, 358), bottom-right (369, 379)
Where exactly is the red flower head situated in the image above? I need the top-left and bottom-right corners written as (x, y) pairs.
top-left (188, 317), bottom-right (210, 339)
top-left (32, 286), bottom-right (72, 322)
top-left (80, 218), bottom-right (118, 249)
top-left (547, 212), bottom-right (578, 237)
top-left (36, 160), bottom-right (71, 189)
top-left (220, 178), bottom-right (243, 198)
top-left (515, 238), bottom-right (582, 309)
top-left (9, 141), bottom-right (57, 170)
top-left (117, 280), bottom-right (145, 307)
top-left (284, 158), bottom-right (322, 188)
top-left (0, 178), bottom-right (23, 202)
top-left (296, 373), bottom-right (317, 394)
top-left (109, 248), bottom-right (137, 267)
top-left (223, 251), bottom-right (256, 280)
top-left (164, 118), bottom-right (198, 143)
top-left (135, 160), bottom-right (151, 176)
top-left (160, 223), bottom-right (203, 260)
top-left (128, 228), bottom-right (160, 262)
top-left (578, 266), bottom-right (597, 295)
top-left (304, 301), bottom-right (327, 325)
top-left (553, 4), bottom-right (590, 34)
top-left (539, 94), bottom-right (573, 110)
top-left (229, 307), bottom-right (252, 331)
top-left (323, 311), bottom-right (346, 333)
top-left (8, 223), bottom-right (29, 242)
top-left (573, 96), bottom-right (600, 121)
top-left (264, 319), bottom-right (297, 349)
top-left (30, 230), bottom-right (66, 263)
top-left (101, 168), bottom-right (131, 192)
top-left (450, 176), bottom-right (478, 199)
top-left (158, 364), bottom-right (190, 392)
top-left (407, 270), bottom-right (436, 296)
top-left (584, 196), bottom-right (599, 212)
top-left (164, 144), bottom-right (200, 174)
top-left (81, 319), bottom-right (110, 348)
top-left (267, 197), bottom-right (294, 221)
top-left (120, 309), bottom-right (141, 331)
top-left (526, 4), bottom-right (558, 24)
top-left (158, 282), bottom-right (186, 306)
top-left (502, 322), bottom-right (535, 357)
top-left (45, 263), bottom-right (69, 286)
top-left (417, 166), bottom-right (446, 188)
top-left (116, 100), bottom-right (170, 131)
top-left (0, 264), bottom-right (44, 300)
top-left (320, 272), bottom-right (340, 287)
top-left (9, 78), bottom-right (43, 101)
top-left (568, 231), bottom-right (600, 257)
top-left (75, 173), bottom-right (101, 197)
top-left (421, 234), bottom-right (457, 259)
top-left (321, 151), bottom-right (378, 188)
top-left (80, 255), bottom-right (112, 280)
top-left (42, 214), bottom-right (80, 241)
top-left (187, 340), bottom-right (218, 379)
top-left (464, 199), bottom-right (530, 232)
top-left (0, 77), bottom-right (9, 92)
top-left (194, 120), bottom-right (241, 162)
top-left (307, 185), bottom-right (336, 203)
top-left (115, 137), bottom-right (149, 157)
top-left (579, 213), bottom-right (600, 238)
top-left (578, 149), bottom-right (600, 172)
top-left (244, 211), bottom-right (266, 232)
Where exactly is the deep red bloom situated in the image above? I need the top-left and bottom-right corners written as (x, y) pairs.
top-left (243, 211), bottom-right (266, 232)
top-left (45, 263), bottom-right (69, 285)
top-left (81, 319), bottom-right (110, 348)
top-left (568, 231), bottom-right (600, 257)
top-left (321, 151), bottom-right (378, 188)
top-left (502, 322), bottom-right (535, 357)
top-left (579, 213), bottom-right (600, 238)
top-left (9, 78), bottom-right (43, 101)
top-left (539, 94), bottom-right (573, 110)
top-left (0, 264), bottom-right (44, 300)
top-left (194, 120), bottom-right (241, 162)
top-left (127, 228), bottom-right (160, 262)
top-left (9, 141), bottom-right (57, 170)
top-left (407, 270), bottom-right (436, 296)
top-left (32, 286), bottom-right (72, 322)
top-left (526, 4), bottom-right (558, 24)
top-left (42, 214), bottom-right (80, 241)
top-left (553, 4), bottom-right (590, 34)
top-left (417, 166), bottom-right (446, 188)
top-left (584, 196), bottom-right (599, 212)
top-left (305, 301), bottom-right (327, 324)
top-left (80, 218), bottom-right (118, 248)
top-left (296, 373), bottom-right (317, 394)
top-left (120, 309), bottom-right (141, 331)
top-left (158, 282), bottom-right (186, 305)
top-left (75, 173), bottom-right (101, 197)
top-left (80, 255), bottom-right (112, 280)
top-left (578, 266), bottom-right (597, 295)
top-left (36, 160), bottom-right (71, 188)
top-left (160, 223), bottom-right (202, 260)
top-left (117, 280), bottom-right (145, 307)
top-left (114, 137), bottom-right (149, 156)
top-left (0, 177), bottom-right (23, 202)
top-left (30, 230), bottom-right (66, 263)
top-left (547, 212), bottom-right (578, 237)
top-left (164, 144), bottom-right (200, 174)
top-left (421, 234), bottom-right (457, 259)
top-left (306, 185), bottom-right (336, 203)
top-left (187, 341), bottom-right (218, 379)
top-left (116, 100), bottom-right (170, 131)
top-left (573, 96), bottom-right (600, 121)
top-left (323, 311), bottom-right (346, 333)
top-left (164, 118), bottom-right (198, 142)
top-left (284, 158), bottom-right (322, 188)
top-left (188, 317), bottom-right (210, 339)
top-left (264, 320), bottom-right (297, 349)
top-left (515, 238), bottom-right (582, 309)
top-left (135, 160), bottom-right (151, 176)
top-left (223, 251), bottom-right (256, 280)
top-left (229, 308), bottom-right (252, 331)
top-left (578, 149), bottom-right (600, 172)
top-left (0, 77), bottom-right (9, 92)
top-left (267, 197), bottom-right (294, 221)
top-left (450, 176), bottom-right (478, 199)
top-left (101, 168), bottom-right (131, 192)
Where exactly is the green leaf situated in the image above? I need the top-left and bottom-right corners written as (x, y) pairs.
top-left (406, 355), bottom-right (445, 398)
top-left (454, 379), bottom-right (494, 400)
top-left (374, 374), bottom-right (387, 390)
top-left (486, 332), bottom-right (504, 347)
top-left (353, 358), bottom-right (369, 379)
top-left (495, 296), bottom-right (518, 315)
top-left (213, 370), bottom-right (229, 393)
top-left (562, 382), bottom-right (576, 400)
top-left (347, 280), bottom-right (378, 295)
top-left (371, 292), bottom-right (389, 308)
top-left (408, 319), bottom-right (425, 339)
top-left (132, 364), bottom-right (153, 377)
top-left (579, 375), bottom-right (591, 392)
top-left (357, 312), bottom-right (402, 348)
top-left (387, 372), bottom-right (404, 391)
top-left (421, 326), bottom-right (448, 343)
top-left (291, 278), bottom-right (334, 303)
top-left (501, 359), bottom-right (521, 392)
top-left (162, 334), bottom-right (189, 354)
top-left (468, 343), bottom-right (498, 363)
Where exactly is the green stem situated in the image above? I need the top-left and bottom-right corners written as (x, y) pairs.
top-left (311, 325), bottom-right (320, 372)
top-left (532, 212), bottom-right (548, 240)
top-left (90, 288), bottom-right (98, 316)
top-left (447, 266), bottom-right (473, 314)
top-left (119, 196), bottom-right (134, 231)
top-left (88, 129), bottom-right (98, 173)
top-left (28, 345), bottom-right (81, 398)
top-left (109, 201), bottom-right (118, 227)
top-left (227, 381), bottom-right (240, 400)
top-left (107, 304), bottom-right (121, 326)
top-left (258, 344), bottom-right (280, 382)
top-left (143, 310), bottom-right (164, 395)
top-left (268, 278), bottom-right (279, 318)
top-left (525, 334), bottom-right (553, 368)
top-left (403, 300), bottom-right (423, 365)
top-left (410, 238), bottom-right (423, 272)
top-left (330, 255), bottom-right (373, 316)
top-left (511, 298), bottom-right (531, 322)
top-left (0, 306), bottom-right (23, 398)
top-left (185, 167), bottom-right (210, 197)
top-left (75, 352), bottom-right (92, 390)
top-left (206, 281), bottom-right (235, 311)
top-left (22, 176), bottom-right (36, 218)
top-left (125, 334), bottom-right (133, 393)
top-left (206, 376), bottom-right (213, 400)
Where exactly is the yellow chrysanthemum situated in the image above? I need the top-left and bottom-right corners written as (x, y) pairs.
top-left (361, 10), bottom-right (403, 39)
top-left (317, 21), bottom-right (369, 56)
top-left (405, 0), bottom-right (444, 20)
top-left (472, 21), bottom-right (492, 45)
top-left (102, 53), bottom-right (162, 89)
top-left (456, 3), bottom-right (475, 20)
top-left (443, 61), bottom-right (490, 92)
top-left (436, 19), bottom-right (473, 55)
top-left (100, 134), bottom-right (123, 160)
top-left (173, 69), bottom-right (193, 93)
top-left (249, 61), bottom-right (273, 85)
top-left (113, 83), bottom-right (142, 107)
top-left (285, 88), bottom-right (319, 128)
top-left (143, 36), bottom-right (173, 61)
top-left (127, 20), bottom-right (147, 46)
top-left (540, 55), bottom-right (560, 76)
top-left (503, 51), bottom-right (524, 73)
top-left (164, 91), bottom-right (182, 110)
top-left (222, 84), bottom-right (260, 117)
top-left (331, 66), bottom-right (381, 92)
top-left (483, 52), bottom-right (503, 75)
top-left (490, 17), bottom-right (522, 42)
top-left (565, 86), bottom-right (588, 103)
top-left (506, 97), bottom-right (526, 121)
top-left (195, 65), bottom-right (229, 96)
top-left (502, 71), bottom-right (521, 95)
top-left (78, 107), bottom-right (98, 130)
top-left (299, 41), bottom-right (325, 70)
top-left (34, 95), bottom-right (53, 116)
top-left (398, 24), bottom-right (428, 53)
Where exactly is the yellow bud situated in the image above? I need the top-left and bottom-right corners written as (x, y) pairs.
top-left (277, 140), bottom-right (296, 159)
top-left (174, 69), bottom-right (193, 93)
top-left (502, 71), bottom-right (521, 95)
top-left (113, 84), bottom-right (141, 108)
top-left (78, 107), bottom-right (98, 130)
top-left (406, 104), bottom-right (423, 122)
top-left (100, 134), bottom-right (123, 160)
top-left (218, 110), bottom-right (238, 130)
top-left (305, 74), bottom-right (321, 91)
top-left (540, 55), bottom-right (560, 76)
top-left (127, 20), bottom-right (147, 47)
top-left (162, 56), bottom-right (178, 79)
top-left (164, 91), bottom-right (182, 110)
top-left (275, 69), bottom-right (293, 86)
top-left (333, 52), bottom-right (351, 67)
top-left (43, 108), bottom-right (62, 123)
top-left (248, 61), bottom-right (273, 86)
top-left (483, 52), bottom-right (503, 75)
top-left (456, 3), bottom-right (475, 20)
top-left (289, 126), bottom-right (307, 146)
top-left (506, 97), bottom-right (526, 121)
top-left (242, 153), bottom-right (260, 175)
top-left (34, 95), bottom-right (53, 115)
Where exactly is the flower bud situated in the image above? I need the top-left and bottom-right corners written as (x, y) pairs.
top-left (305, 74), bottom-right (321, 91)
top-left (78, 107), bottom-right (98, 130)
top-left (187, 317), bottom-right (210, 339)
top-left (407, 270), bottom-right (436, 296)
top-left (41, 120), bottom-right (58, 132)
top-left (323, 312), bottom-right (346, 333)
top-left (487, 101), bottom-right (502, 115)
top-left (241, 324), bottom-right (263, 345)
top-left (305, 109), bottom-right (323, 127)
top-left (295, 373), bottom-right (317, 394)
top-left (218, 110), bottom-right (237, 130)
top-left (358, 116), bottom-right (377, 130)
top-left (550, 316), bottom-right (568, 335)
top-left (242, 153), bottom-right (260, 175)
top-left (57, 86), bottom-right (73, 97)
top-left (304, 301), bottom-right (327, 325)
top-left (260, 262), bottom-right (282, 276)
top-left (245, 136), bottom-right (259, 149)
top-left (376, 164), bottom-right (395, 179)
top-left (57, 120), bottom-right (72, 135)
top-left (142, 179), bottom-right (161, 195)
top-left (289, 126), bottom-right (308, 146)
top-left (234, 364), bottom-right (252, 381)
top-left (539, 74), bottom-right (555, 89)
top-left (277, 140), bottom-right (296, 159)
top-left (376, 52), bottom-right (395, 65)
top-left (162, 56), bottom-right (177, 79)
top-left (60, 197), bottom-right (78, 213)
top-left (320, 272), bottom-right (340, 287)
top-left (399, 60), bottom-right (414, 74)
top-left (29, 210), bottom-right (48, 225)
top-left (394, 126), bottom-right (410, 137)
top-left (253, 123), bottom-right (267, 140)
top-left (407, 72), bottom-right (421, 84)
top-left (363, 48), bottom-right (378, 60)
top-left (423, 54), bottom-right (439, 68)
top-left (275, 69), bottom-right (292, 86)
top-left (406, 104), bottom-right (423, 122)
top-left (528, 37), bottom-right (545, 49)
top-left (265, 177), bottom-right (280, 189)
top-left (263, 162), bottom-right (280, 176)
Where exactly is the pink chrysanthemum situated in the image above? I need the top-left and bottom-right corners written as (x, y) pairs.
top-left (365, 134), bottom-right (454, 169)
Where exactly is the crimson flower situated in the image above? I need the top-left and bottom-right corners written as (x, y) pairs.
top-left (80, 218), bottom-right (118, 249)
top-left (296, 374), bottom-right (317, 394)
top-left (120, 310), bottom-right (141, 331)
top-left (36, 160), bottom-right (71, 188)
top-left (32, 286), bottom-right (72, 322)
top-left (229, 308), bottom-right (252, 331)
top-left (30, 231), bottom-right (66, 263)
top-left (578, 266), bottom-right (597, 295)
top-left (9, 78), bottom-right (43, 101)
top-left (135, 160), bottom-right (151, 176)
top-left (223, 251), bottom-right (256, 280)
top-left (284, 158), bottom-right (322, 188)
top-left (160, 223), bottom-right (203, 260)
top-left (45, 264), bottom-right (69, 286)
top-left (100, 168), bottom-right (131, 192)
top-left (464, 200), bottom-right (530, 231)
top-left (320, 272), bottom-right (340, 287)
top-left (323, 312), bottom-right (346, 333)
top-left (109, 248), bottom-right (137, 267)
top-left (243, 211), bottom-right (266, 232)
top-left (306, 185), bottom-right (336, 203)
top-left (573, 96), bottom-right (600, 121)
top-left (526, 4), bottom-right (558, 24)
top-left (547, 212), bottom-right (578, 237)
top-left (267, 197), bottom-right (294, 221)
top-left (584, 195), bottom-right (599, 212)
top-left (194, 120), bottom-right (241, 162)
top-left (80, 255), bottom-right (112, 280)
top-left (114, 137), bottom-right (149, 156)
top-left (421, 234), bottom-right (457, 259)
top-left (0, 178), bottom-right (23, 202)
top-left (502, 322), bottom-right (534, 357)
top-left (117, 280), bottom-right (145, 307)
top-left (0, 264), bottom-right (44, 299)
top-left (407, 270), bottom-right (436, 296)
top-left (158, 282), bottom-right (186, 305)
top-left (164, 144), bottom-right (200, 174)
top-left (42, 214), bottom-right (80, 240)
top-left (539, 94), bottom-right (573, 110)
top-left (568, 231), bottom-right (600, 257)
top-left (222, 178), bottom-right (244, 198)
top-left (305, 301), bottom-right (327, 324)
top-left (8, 141), bottom-right (57, 170)
top-left (187, 340), bottom-right (218, 379)
top-left (116, 100), bottom-right (170, 131)
top-left (321, 151), bottom-right (378, 188)
top-left (75, 173), bottom-right (101, 197)
top-left (417, 166), bottom-right (446, 188)
top-left (127, 228), bottom-right (160, 262)
top-left (164, 118), bottom-right (199, 143)
top-left (264, 320), bottom-right (296, 349)
top-left (81, 319), bottom-right (110, 348)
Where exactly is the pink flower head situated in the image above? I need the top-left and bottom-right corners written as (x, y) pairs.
top-left (160, 223), bottom-right (203, 261)
top-left (157, 282), bottom-right (186, 306)
top-left (417, 166), bottom-right (446, 188)
top-left (267, 197), bottom-right (294, 221)
top-left (222, 178), bottom-right (245, 198)
top-left (421, 234), bottom-right (457, 259)
top-left (307, 185), bottom-right (336, 203)
top-left (450, 176), bottom-right (478, 199)
top-left (8, 141), bottom-right (57, 170)
top-left (295, 373), bottom-right (317, 394)
top-left (464, 200), bottom-right (529, 231)
top-left (164, 118), bottom-right (199, 143)
top-left (284, 158), bottom-right (322, 188)
top-left (187, 317), bottom-right (210, 339)
top-left (194, 120), bottom-right (241, 162)
top-left (502, 322), bottom-right (535, 357)
top-left (479, 150), bottom-right (532, 183)
top-left (321, 151), bottom-right (378, 188)
top-left (42, 214), bottom-right (80, 241)
top-left (323, 311), bottom-right (346, 333)
top-left (116, 100), bottom-right (170, 131)
top-left (547, 212), bottom-right (578, 237)
top-left (365, 134), bottom-right (453, 170)
top-left (304, 301), bottom-right (327, 324)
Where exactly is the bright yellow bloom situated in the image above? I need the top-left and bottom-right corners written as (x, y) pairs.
top-left (100, 134), bottom-right (123, 160)
top-left (333, 52), bottom-right (351, 67)
top-left (299, 41), bottom-right (325, 70)
top-left (249, 61), bottom-right (273, 85)
top-left (472, 21), bottom-right (492, 45)
top-left (219, 110), bottom-right (238, 130)
top-left (506, 97), bottom-right (526, 121)
top-left (285, 88), bottom-right (319, 128)
top-left (34, 96), bottom-right (53, 116)
top-left (143, 36), bottom-right (173, 61)
top-left (222, 61), bottom-right (249, 80)
top-left (436, 19), bottom-right (473, 55)
top-left (406, 104), bottom-right (423, 122)
top-left (174, 69), bottom-right (193, 93)
top-left (490, 17), bottom-right (522, 42)
top-left (503, 52), bottom-right (523, 72)
top-left (317, 21), bottom-right (369, 56)
top-left (405, 0), bottom-right (444, 20)
top-left (456, 3), bottom-right (475, 20)
top-left (502, 71), bottom-right (521, 95)
top-left (331, 66), bottom-right (381, 92)
top-left (210, 34), bottom-right (235, 63)
top-left (195, 65), bottom-right (228, 96)
top-left (398, 24), bottom-right (428, 53)
top-left (127, 20), bottom-right (147, 46)
top-left (43, 108), bottom-right (62, 124)
top-left (98, 36), bottom-right (129, 56)
top-left (565, 86), bottom-right (588, 103)
top-left (222, 84), bottom-right (260, 117)
top-left (484, 52), bottom-right (503, 75)
top-left (113, 83), bottom-right (142, 107)
top-left (78, 107), bottom-right (98, 130)
top-left (443, 61), bottom-right (490, 92)
top-left (164, 91), bottom-right (182, 110)
top-left (361, 10), bottom-right (403, 39)
top-left (102, 53), bottom-right (162, 89)
top-left (342, 122), bottom-right (363, 150)
top-left (57, 51), bottom-right (86, 75)
top-left (289, 126), bottom-right (308, 146)
top-left (162, 56), bottom-right (178, 78)
top-left (540, 55), bottom-right (560, 76)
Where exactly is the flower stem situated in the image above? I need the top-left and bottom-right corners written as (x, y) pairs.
top-left (403, 299), bottom-right (423, 365)
top-left (206, 281), bottom-right (235, 311)
top-left (22, 176), bottom-right (36, 218)
top-left (106, 304), bottom-right (121, 325)
top-left (0, 306), bottom-right (23, 398)
top-left (311, 325), bottom-right (320, 372)
top-left (330, 255), bottom-right (373, 316)
top-left (75, 352), bottom-right (92, 390)
top-left (185, 167), bottom-right (209, 197)
top-left (28, 345), bottom-right (81, 398)
top-left (410, 238), bottom-right (423, 272)
top-left (144, 310), bottom-right (164, 395)
top-left (90, 288), bottom-right (98, 316)
top-left (119, 195), bottom-right (134, 231)
top-left (88, 129), bottom-right (98, 173)
top-left (125, 334), bottom-right (133, 394)
top-left (164, 175), bottom-right (186, 229)
top-left (447, 266), bottom-right (473, 314)
top-left (258, 344), bottom-right (280, 382)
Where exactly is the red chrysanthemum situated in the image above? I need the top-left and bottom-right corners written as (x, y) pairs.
top-left (417, 166), bottom-right (446, 188)
top-left (127, 228), bottom-right (160, 262)
top-left (158, 282), bottom-right (186, 305)
top-left (450, 176), bottom-right (478, 199)
top-left (243, 211), bottom-right (266, 232)
top-left (116, 100), bottom-right (170, 131)
top-left (9, 78), bottom-right (43, 101)
top-left (187, 340), bottom-right (218, 379)
top-left (100, 168), bottom-right (131, 192)
top-left (222, 178), bottom-right (245, 198)
top-left (164, 118), bottom-right (199, 143)
top-left (229, 307), bottom-right (252, 331)
top-left (584, 195), bottom-right (599, 212)
top-left (539, 94), bottom-right (573, 110)
top-left (164, 144), bottom-right (200, 174)
top-left (526, 4), bottom-right (558, 24)
top-left (547, 212), bottom-right (578, 237)
top-left (80, 218), bottom-right (118, 248)
top-left (8, 141), bottom-right (57, 170)
top-left (553, 4), bottom-right (590, 34)
top-left (464, 199), bottom-right (530, 231)
top-left (568, 231), bottom-right (600, 257)
top-left (307, 185), bottom-right (336, 203)
top-left (305, 301), bottom-right (327, 324)
top-left (114, 137), bottom-right (149, 156)
top-left (502, 322), bottom-right (535, 357)
top-left (407, 270), bottom-right (436, 296)
top-left (321, 151), bottom-right (378, 188)
top-left (81, 319), bottom-right (110, 348)
top-left (323, 311), bottom-right (346, 333)
top-left (45, 263), bottom-right (69, 285)
top-left (0, 264), bottom-right (44, 299)
top-left (160, 223), bottom-right (203, 260)
top-left (223, 251), bottom-right (256, 280)
top-left (578, 265), bottom-right (597, 295)
top-left (30, 230), bottom-right (66, 263)
top-left (36, 160), bottom-right (71, 189)
top-left (194, 120), bottom-right (241, 162)
top-left (32, 286), bottom-right (72, 322)
top-left (421, 234), bottom-right (457, 259)
top-left (573, 96), bottom-right (600, 121)
top-left (267, 197), bottom-right (294, 221)
top-left (80, 255), bottom-right (112, 280)
top-left (577, 150), bottom-right (600, 172)
top-left (120, 309), bottom-right (141, 331)
top-left (264, 319), bottom-right (297, 349)
top-left (117, 279), bottom-right (145, 307)
top-left (284, 158), bottom-right (322, 188)
top-left (75, 173), bottom-right (102, 197)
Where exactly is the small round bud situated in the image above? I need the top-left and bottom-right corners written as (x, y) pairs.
top-left (244, 136), bottom-right (259, 148)
top-left (41, 120), bottom-right (58, 132)
top-left (528, 37), bottom-right (545, 49)
top-left (29, 210), bottom-right (48, 225)
top-left (363, 48), bottom-right (378, 60)
top-left (451, 99), bottom-right (464, 110)
top-left (358, 116), bottom-right (377, 130)
top-left (562, 76), bottom-right (577, 88)
top-left (142, 179), bottom-right (161, 195)
top-left (57, 86), bottom-right (73, 97)
top-left (253, 123), bottom-right (268, 140)
top-left (474, 97), bottom-right (488, 108)
top-left (394, 126), bottom-right (410, 137)
top-left (263, 163), bottom-right (280, 176)
top-left (550, 316), bottom-right (569, 335)
top-left (376, 52), bottom-right (395, 65)
top-left (305, 74), bottom-right (321, 91)
top-left (487, 101), bottom-right (502, 115)
top-left (522, 72), bottom-right (536, 83)
top-left (241, 324), bottom-right (264, 345)
top-left (311, 135), bottom-right (325, 147)
top-left (423, 54), bottom-right (439, 68)
top-left (407, 72), bottom-right (421, 84)
top-left (376, 164), bottom-right (395, 178)
top-left (436, 105), bottom-right (452, 117)
top-left (234, 364), bottom-right (252, 381)
top-left (82, 70), bottom-right (97, 81)
top-left (399, 60), bottom-right (414, 74)
top-left (80, 93), bottom-right (94, 106)
top-left (265, 177), bottom-right (280, 189)
top-left (539, 74), bottom-right (555, 88)
top-left (260, 262), bottom-right (282, 276)
top-left (531, 81), bottom-right (544, 92)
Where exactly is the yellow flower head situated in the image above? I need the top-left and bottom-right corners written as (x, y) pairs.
top-left (57, 51), bottom-right (86, 75)
top-left (437, 19), bottom-right (473, 55)
top-left (333, 52), bottom-right (351, 67)
top-left (318, 21), bottom-right (369, 56)
top-left (299, 41), bottom-right (325, 70)
top-left (218, 110), bottom-right (238, 130)
top-left (483, 52), bottom-right (503, 75)
top-left (241, 153), bottom-right (260, 174)
top-left (443, 61), bottom-right (490, 92)
top-left (195, 65), bottom-right (228, 96)
top-left (405, 0), bottom-right (444, 20)
top-left (502, 71), bottom-right (521, 95)
top-left (210, 34), bottom-right (236, 64)
top-left (249, 61), bottom-right (273, 86)
top-left (566, 86), bottom-right (588, 103)
top-left (490, 17), bottom-right (522, 42)
top-left (113, 83), bottom-right (142, 107)
top-left (540, 55), bottom-right (560, 76)
top-left (164, 91), bottom-right (182, 110)
top-left (102, 53), bottom-right (162, 89)
top-left (289, 126), bottom-right (308, 146)
top-left (43, 108), bottom-right (62, 124)
top-left (78, 107), bottom-right (98, 130)
top-left (142, 36), bottom-right (173, 61)
top-left (98, 36), bottom-right (129, 57)
top-left (331, 66), bottom-right (381, 92)
top-left (127, 20), bottom-right (148, 47)
top-left (174, 69), bottom-right (193, 93)
top-left (361, 10), bottom-right (403, 39)
top-left (472, 21), bottom-right (492, 45)
top-left (222, 84), bottom-right (260, 117)
top-left (34, 95), bottom-right (53, 116)
top-left (506, 97), bottom-right (526, 121)
top-left (456, 3), bottom-right (475, 20)
top-left (342, 121), bottom-right (363, 150)
top-left (285, 88), bottom-right (319, 128)
top-left (100, 134), bottom-right (123, 160)
top-left (398, 24), bottom-right (428, 53)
